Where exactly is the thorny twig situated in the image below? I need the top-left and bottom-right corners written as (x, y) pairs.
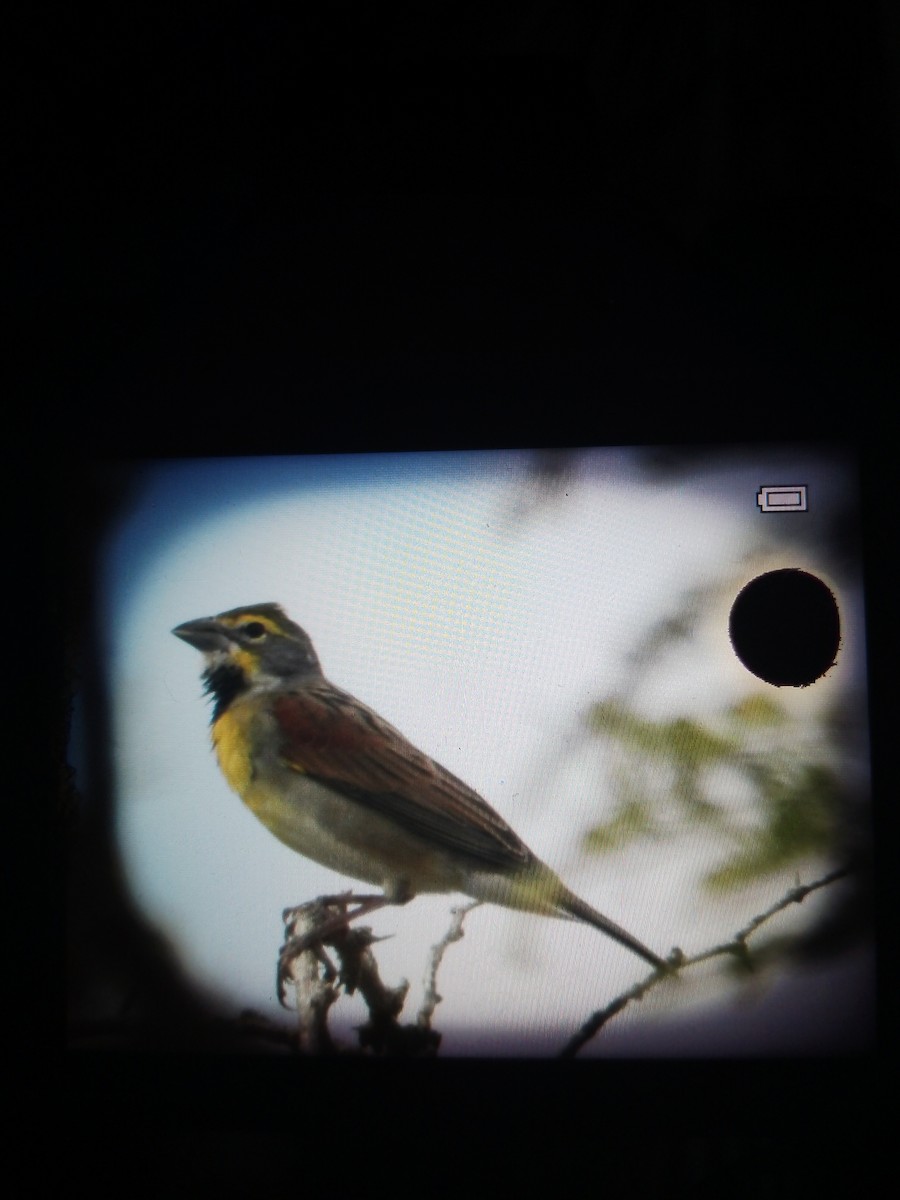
top-left (559, 865), bottom-right (852, 1058)
top-left (417, 901), bottom-right (481, 1030)
top-left (67, 868), bottom-right (854, 1053)
top-left (280, 900), bottom-right (341, 1054)
top-left (683, 866), bottom-right (851, 968)
top-left (280, 896), bottom-right (478, 1055)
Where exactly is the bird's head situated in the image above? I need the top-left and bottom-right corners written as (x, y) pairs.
top-left (173, 603), bottom-right (321, 717)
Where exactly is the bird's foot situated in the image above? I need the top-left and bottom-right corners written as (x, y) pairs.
top-left (281, 892), bottom-right (387, 924)
top-left (277, 893), bottom-right (394, 1007)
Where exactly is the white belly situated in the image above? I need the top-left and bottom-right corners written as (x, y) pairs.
top-left (241, 766), bottom-right (468, 899)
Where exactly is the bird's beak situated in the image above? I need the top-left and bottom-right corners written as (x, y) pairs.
top-left (172, 617), bottom-right (232, 654)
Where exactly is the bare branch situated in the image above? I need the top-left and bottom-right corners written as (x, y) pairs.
top-left (418, 901), bottom-right (481, 1030)
top-left (278, 896), bottom-right (479, 1055)
top-left (559, 865), bottom-right (852, 1058)
top-left (330, 925), bottom-right (440, 1055)
top-left (280, 900), bottom-right (341, 1054)
top-left (559, 964), bottom-right (670, 1059)
top-left (681, 865), bottom-right (851, 969)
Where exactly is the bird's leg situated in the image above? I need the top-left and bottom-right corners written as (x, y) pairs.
top-left (288, 895), bottom-right (395, 943)
top-left (278, 892), bottom-right (402, 1006)
top-left (282, 891), bottom-right (394, 923)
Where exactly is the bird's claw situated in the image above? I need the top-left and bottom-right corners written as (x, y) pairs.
top-left (277, 892), bottom-right (396, 1005)
top-left (282, 892), bottom-right (351, 924)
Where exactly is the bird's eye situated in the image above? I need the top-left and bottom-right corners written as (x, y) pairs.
top-left (240, 621), bottom-right (267, 640)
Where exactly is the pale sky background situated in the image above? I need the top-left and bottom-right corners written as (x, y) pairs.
top-left (98, 447), bottom-right (871, 1055)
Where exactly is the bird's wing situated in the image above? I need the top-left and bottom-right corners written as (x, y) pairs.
top-left (270, 683), bottom-right (533, 870)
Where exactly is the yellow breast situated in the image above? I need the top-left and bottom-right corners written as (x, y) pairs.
top-left (211, 705), bottom-right (256, 796)
top-left (209, 698), bottom-right (466, 896)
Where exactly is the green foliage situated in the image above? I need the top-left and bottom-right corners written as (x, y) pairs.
top-left (726, 694), bottom-right (786, 726)
top-left (583, 798), bottom-right (655, 851)
top-left (584, 695), bottom-right (840, 888)
top-left (705, 764), bottom-right (838, 889)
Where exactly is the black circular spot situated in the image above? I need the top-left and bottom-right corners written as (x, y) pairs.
top-left (729, 570), bottom-right (840, 687)
top-left (241, 621), bottom-right (266, 639)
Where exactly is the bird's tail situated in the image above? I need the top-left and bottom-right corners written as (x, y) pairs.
top-left (561, 891), bottom-right (667, 970)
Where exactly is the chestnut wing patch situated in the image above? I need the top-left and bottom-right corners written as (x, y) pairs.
top-left (271, 685), bottom-right (532, 871)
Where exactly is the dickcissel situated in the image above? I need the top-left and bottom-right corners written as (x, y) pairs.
top-left (173, 603), bottom-right (666, 971)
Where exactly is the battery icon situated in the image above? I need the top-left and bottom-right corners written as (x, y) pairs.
top-left (756, 485), bottom-right (808, 512)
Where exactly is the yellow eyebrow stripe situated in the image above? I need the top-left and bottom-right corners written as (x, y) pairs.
top-left (218, 613), bottom-right (283, 635)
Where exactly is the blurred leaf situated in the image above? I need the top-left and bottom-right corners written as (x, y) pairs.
top-left (727, 694), bottom-right (787, 726)
top-left (584, 690), bottom-right (840, 889)
top-left (663, 716), bottom-right (738, 766)
top-left (704, 764), bottom-right (839, 888)
top-left (583, 799), bottom-right (655, 851)
top-left (587, 701), bottom-right (737, 761)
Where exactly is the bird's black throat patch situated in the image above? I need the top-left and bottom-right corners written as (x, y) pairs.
top-left (203, 662), bottom-right (249, 721)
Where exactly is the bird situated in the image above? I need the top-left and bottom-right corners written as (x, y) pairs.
top-left (173, 602), bottom-right (667, 977)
